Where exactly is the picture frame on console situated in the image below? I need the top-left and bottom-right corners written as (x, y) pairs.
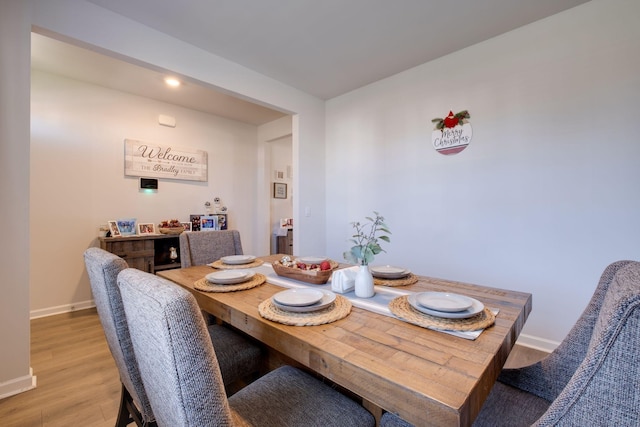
top-left (138, 223), bottom-right (156, 235)
top-left (116, 218), bottom-right (137, 236)
top-left (108, 220), bottom-right (121, 237)
top-left (190, 214), bottom-right (202, 231)
top-left (200, 215), bottom-right (218, 230)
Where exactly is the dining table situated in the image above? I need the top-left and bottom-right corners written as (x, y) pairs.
top-left (157, 254), bottom-right (532, 427)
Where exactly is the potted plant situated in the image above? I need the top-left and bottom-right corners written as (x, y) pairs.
top-left (343, 212), bottom-right (391, 297)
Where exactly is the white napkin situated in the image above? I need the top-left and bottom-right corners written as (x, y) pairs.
top-left (330, 266), bottom-right (359, 293)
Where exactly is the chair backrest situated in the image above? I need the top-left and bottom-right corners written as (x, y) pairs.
top-left (179, 230), bottom-right (243, 268)
top-left (83, 247), bottom-right (155, 423)
top-left (534, 261), bottom-right (640, 426)
top-left (118, 268), bottom-right (234, 426)
top-left (499, 260), bottom-right (634, 401)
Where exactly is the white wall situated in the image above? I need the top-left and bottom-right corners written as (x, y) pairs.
top-left (325, 0), bottom-right (640, 349)
top-left (30, 70), bottom-right (263, 315)
top-left (31, 0), bottom-right (327, 257)
top-left (0, 0), bottom-right (36, 399)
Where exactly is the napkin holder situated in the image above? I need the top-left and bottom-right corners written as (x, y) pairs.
top-left (331, 267), bottom-right (359, 294)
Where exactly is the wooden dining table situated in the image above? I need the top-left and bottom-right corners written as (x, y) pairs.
top-left (157, 255), bottom-right (532, 427)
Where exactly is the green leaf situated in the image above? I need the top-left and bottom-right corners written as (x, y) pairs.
top-left (379, 235), bottom-right (390, 243)
top-left (343, 250), bottom-right (357, 264)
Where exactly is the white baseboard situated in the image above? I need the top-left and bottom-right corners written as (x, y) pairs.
top-left (0, 368), bottom-right (37, 399)
top-left (516, 333), bottom-right (560, 353)
top-left (30, 300), bottom-right (95, 319)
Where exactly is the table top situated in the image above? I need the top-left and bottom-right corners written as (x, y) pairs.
top-left (158, 255), bottom-right (532, 426)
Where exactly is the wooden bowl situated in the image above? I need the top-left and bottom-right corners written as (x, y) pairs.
top-left (159, 227), bottom-right (184, 235)
top-left (272, 260), bottom-right (338, 284)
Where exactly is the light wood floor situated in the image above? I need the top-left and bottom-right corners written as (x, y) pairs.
top-left (0, 309), bottom-right (121, 427)
top-left (0, 308), bottom-right (548, 427)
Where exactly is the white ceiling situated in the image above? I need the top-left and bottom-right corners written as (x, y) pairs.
top-left (31, 34), bottom-right (289, 126)
top-left (33, 0), bottom-right (590, 125)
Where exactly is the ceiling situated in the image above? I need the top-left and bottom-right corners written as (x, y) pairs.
top-left (33, 0), bottom-right (590, 125)
top-left (31, 34), bottom-right (289, 126)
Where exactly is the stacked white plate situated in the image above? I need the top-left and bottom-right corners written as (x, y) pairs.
top-left (272, 289), bottom-right (336, 313)
top-left (220, 255), bottom-right (256, 265)
top-left (370, 265), bottom-right (411, 279)
top-left (408, 292), bottom-right (484, 319)
top-left (205, 269), bottom-right (255, 285)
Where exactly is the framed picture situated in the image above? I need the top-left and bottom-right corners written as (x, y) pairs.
top-left (181, 222), bottom-right (192, 231)
top-left (116, 218), bottom-right (137, 236)
top-left (273, 182), bottom-right (287, 199)
top-left (138, 223), bottom-right (155, 235)
top-left (200, 215), bottom-right (218, 230)
top-left (108, 220), bottom-right (121, 237)
top-left (216, 214), bottom-right (227, 230)
top-left (190, 214), bottom-right (203, 231)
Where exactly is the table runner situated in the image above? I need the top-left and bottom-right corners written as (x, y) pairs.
top-left (252, 263), bottom-right (496, 340)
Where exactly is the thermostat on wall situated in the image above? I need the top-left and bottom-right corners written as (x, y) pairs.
top-left (140, 178), bottom-right (158, 190)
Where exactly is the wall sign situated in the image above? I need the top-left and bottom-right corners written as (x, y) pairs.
top-left (124, 139), bottom-right (208, 182)
top-left (431, 110), bottom-right (472, 155)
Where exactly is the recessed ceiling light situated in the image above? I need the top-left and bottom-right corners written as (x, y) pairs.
top-left (164, 77), bottom-right (181, 87)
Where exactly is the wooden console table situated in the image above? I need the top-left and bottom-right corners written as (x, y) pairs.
top-left (99, 234), bottom-right (182, 274)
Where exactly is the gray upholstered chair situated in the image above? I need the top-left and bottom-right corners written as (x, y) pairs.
top-left (84, 247), bottom-right (156, 426)
top-left (381, 260), bottom-right (640, 427)
top-left (118, 268), bottom-right (376, 427)
top-left (179, 229), bottom-right (244, 268)
top-left (84, 248), bottom-right (262, 424)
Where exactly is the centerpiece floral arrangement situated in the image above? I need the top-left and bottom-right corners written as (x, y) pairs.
top-left (343, 211), bottom-right (391, 266)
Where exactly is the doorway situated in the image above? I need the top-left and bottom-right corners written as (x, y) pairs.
top-left (269, 135), bottom-right (293, 254)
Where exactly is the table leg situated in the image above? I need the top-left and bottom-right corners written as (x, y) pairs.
top-left (363, 398), bottom-right (383, 426)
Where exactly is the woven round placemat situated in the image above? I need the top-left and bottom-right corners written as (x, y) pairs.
top-left (373, 273), bottom-right (419, 287)
top-left (194, 273), bottom-right (266, 292)
top-left (258, 295), bottom-right (351, 326)
top-left (388, 295), bottom-right (495, 331)
top-left (209, 259), bottom-right (265, 269)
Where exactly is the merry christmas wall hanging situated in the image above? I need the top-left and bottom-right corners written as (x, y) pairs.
top-left (431, 110), bottom-right (472, 155)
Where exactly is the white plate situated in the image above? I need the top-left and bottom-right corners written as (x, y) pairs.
top-left (272, 289), bottom-right (324, 307)
top-left (416, 292), bottom-right (473, 312)
top-left (205, 269), bottom-right (255, 285)
top-left (220, 255), bottom-right (256, 265)
top-left (296, 256), bottom-right (327, 265)
top-left (272, 290), bottom-right (336, 313)
top-left (370, 265), bottom-right (410, 279)
top-left (407, 293), bottom-right (484, 319)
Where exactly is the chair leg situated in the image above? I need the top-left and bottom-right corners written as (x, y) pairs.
top-left (116, 383), bottom-right (152, 427)
top-left (115, 383), bottom-right (133, 427)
